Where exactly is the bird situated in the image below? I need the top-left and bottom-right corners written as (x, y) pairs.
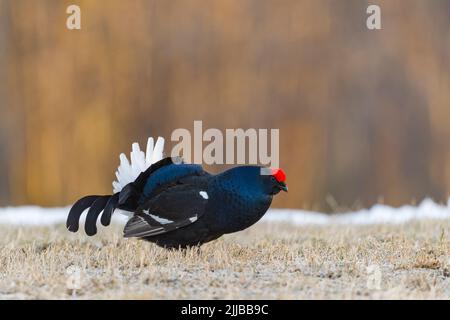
top-left (66, 137), bottom-right (287, 249)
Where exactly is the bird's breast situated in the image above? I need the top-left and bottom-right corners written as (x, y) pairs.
top-left (207, 186), bottom-right (272, 234)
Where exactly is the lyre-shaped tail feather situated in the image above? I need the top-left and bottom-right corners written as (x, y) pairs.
top-left (67, 136), bottom-right (165, 236)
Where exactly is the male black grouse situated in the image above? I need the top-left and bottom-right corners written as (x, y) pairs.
top-left (67, 137), bottom-right (287, 248)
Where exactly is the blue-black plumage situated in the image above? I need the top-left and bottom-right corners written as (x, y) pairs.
top-left (67, 157), bottom-right (287, 248)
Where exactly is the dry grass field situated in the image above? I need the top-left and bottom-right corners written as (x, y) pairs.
top-left (0, 220), bottom-right (449, 299)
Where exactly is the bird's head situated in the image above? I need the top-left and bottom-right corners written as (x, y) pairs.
top-left (263, 168), bottom-right (288, 195)
top-left (223, 166), bottom-right (288, 196)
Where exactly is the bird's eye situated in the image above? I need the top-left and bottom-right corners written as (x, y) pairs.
top-left (270, 176), bottom-right (277, 183)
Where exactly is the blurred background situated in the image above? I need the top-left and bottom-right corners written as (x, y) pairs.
top-left (0, 0), bottom-right (450, 211)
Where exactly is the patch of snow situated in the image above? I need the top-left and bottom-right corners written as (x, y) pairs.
top-left (263, 198), bottom-right (450, 225)
top-left (0, 198), bottom-right (449, 227)
top-left (0, 206), bottom-right (127, 226)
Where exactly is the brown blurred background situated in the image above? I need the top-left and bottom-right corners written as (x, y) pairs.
top-left (0, 0), bottom-right (450, 211)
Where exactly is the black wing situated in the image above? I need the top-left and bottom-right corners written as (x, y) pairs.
top-left (123, 184), bottom-right (209, 238)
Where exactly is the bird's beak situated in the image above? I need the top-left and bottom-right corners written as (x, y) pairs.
top-left (279, 181), bottom-right (288, 192)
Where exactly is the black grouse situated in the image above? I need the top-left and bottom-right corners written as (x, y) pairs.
top-left (66, 137), bottom-right (287, 248)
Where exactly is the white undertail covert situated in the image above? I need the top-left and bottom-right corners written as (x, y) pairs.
top-left (112, 137), bottom-right (165, 193)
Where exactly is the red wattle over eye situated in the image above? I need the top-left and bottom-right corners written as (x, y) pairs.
top-left (271, 168), bottom-right (286, 183)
